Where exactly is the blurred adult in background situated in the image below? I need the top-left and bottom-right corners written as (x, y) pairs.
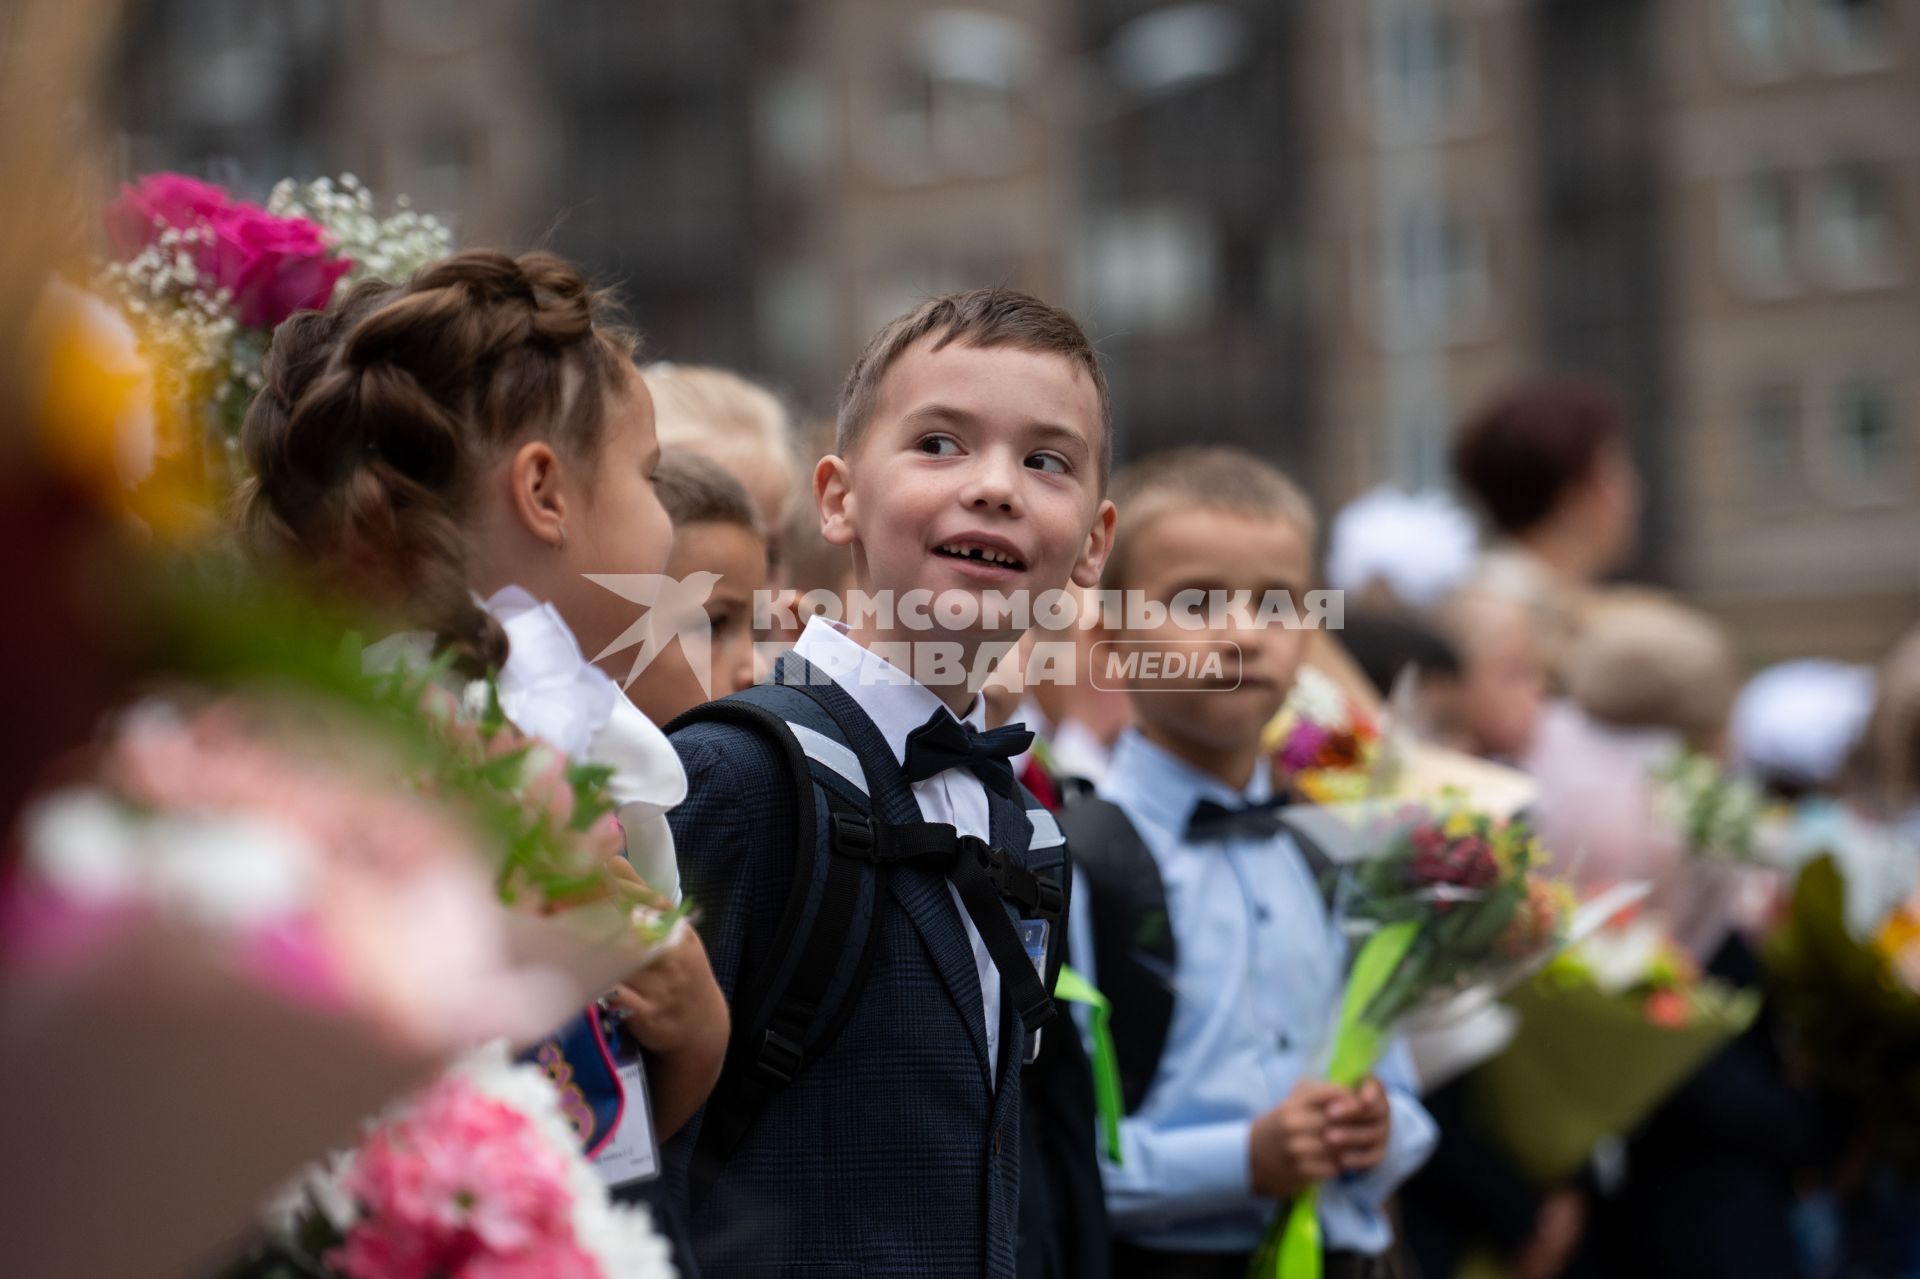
top-left (1451, 377), bottom-right (1643, 680)
top-left (1525, 591), bottom-right (1738, 902)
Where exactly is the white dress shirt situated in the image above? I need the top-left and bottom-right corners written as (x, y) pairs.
top-left (792, 616), bottom-right (1005, 1084)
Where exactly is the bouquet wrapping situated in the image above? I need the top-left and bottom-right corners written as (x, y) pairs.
top-left (1254, 802), bottom-right (1573, 1279)
top-left (1470, 916), bottom-right (1759, 1184)
top-left (1767, 853), bottom-right (1920, 1172)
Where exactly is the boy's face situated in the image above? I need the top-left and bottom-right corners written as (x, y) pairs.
top-left (817, 337), bottom-right (1115, 647)
top-left (1115, 508), bottom-right (1314, 762)
top-left (626, 518), bottom-right (768, 724)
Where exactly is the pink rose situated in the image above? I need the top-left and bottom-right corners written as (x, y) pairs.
top-left (204, 204), bottom-right (352, 328)
top-left (104, 173), bottom-right (236, 256)
top-left (102, 172), bottom-right (352, 329)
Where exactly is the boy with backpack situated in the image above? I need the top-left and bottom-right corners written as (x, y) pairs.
top-left (661, 289), bottom-right (1117, 1275)
top-left (1062, 448), bottom-right (1435, 1279)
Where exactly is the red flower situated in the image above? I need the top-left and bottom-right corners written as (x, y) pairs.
top-left (1408, 831), bottom-right (1499, 892)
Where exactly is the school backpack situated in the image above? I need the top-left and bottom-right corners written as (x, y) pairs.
top-left (666, 673), bottom-right (1070, 1203)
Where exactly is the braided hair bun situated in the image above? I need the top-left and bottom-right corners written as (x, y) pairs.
top-left (242, 251), bottom-right (634, 669)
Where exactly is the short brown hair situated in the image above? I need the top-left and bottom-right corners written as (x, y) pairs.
top-left (1452, 376), bottom-right (1625, 535)
top-left (1102, 446), bottom-right (1317, 591)
top-left (655, 448), bottom-right (763, 538)
top-left (836, 287), bottom-right (1111, 486)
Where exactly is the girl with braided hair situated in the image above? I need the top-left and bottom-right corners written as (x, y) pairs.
top-left (241, 250), bottom-right (728, 1236)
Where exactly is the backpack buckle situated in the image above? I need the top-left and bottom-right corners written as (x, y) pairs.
top-left (959, 835), bottom-right (1010, 890)
top-left (755, 1028), bottom-right (804, 1087)
top-left (1033, 872), bottom-right (1064, 919)
top-left (829, 813), bottom-right (880, 862)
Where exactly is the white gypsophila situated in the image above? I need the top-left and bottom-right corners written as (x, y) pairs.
top-left (268, 174), bottom-right (453, 291)
top-left (95, 223), bottom-right (248, 430)
top-left (449, 1042), bottom-right (679, 1278)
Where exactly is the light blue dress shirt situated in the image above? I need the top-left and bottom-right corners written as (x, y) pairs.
top-left (1071, 730), bottom-right (1437, 1256)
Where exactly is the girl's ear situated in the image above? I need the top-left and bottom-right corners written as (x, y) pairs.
top-left (1070, 498), bottom-right (1118, 589)
top-left (507, 440), bottom-right (569, 549)
top-left (815, 454), bottom-right (858, 549)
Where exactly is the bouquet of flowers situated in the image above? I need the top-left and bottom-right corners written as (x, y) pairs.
top-left (1264, 664), bottom-right (1387, 805)
top-left (1260, 801), bottom-right (1573, 1278)
top-left (240, 1043), bottom-right (674, 1279)
top-left (84, 171), bottom-right (450, 507)
top-left (1651, 749), bottom-right (1765, 863)
top-left (1470, 914), bottom-right (1759, 1184)
top-left (1768, 854), bottom-right (1920, 1172)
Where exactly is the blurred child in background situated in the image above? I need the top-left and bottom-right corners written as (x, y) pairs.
top-left (644, 362), bottom-right (798, 551)
top-left (625, 449), bottom-right (769, 725)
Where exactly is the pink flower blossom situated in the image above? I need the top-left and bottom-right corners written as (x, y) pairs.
top-left (104, 172), bottom-right (352, 328)
top-left (463, 1242), bottom-right (605, 1279)
top-left (104, 174), bottom-right (235, 255)
top-left (1280, 722), bottom-right (1332, 774)
top-left (335, 1076), bottom-right (590, 1278)
top-left (206, 203), bottom-right (352, 328)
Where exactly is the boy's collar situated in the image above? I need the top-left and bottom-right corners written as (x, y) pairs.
top-left (791, 616), bottom-right (986, 766)
top-left (1109, 728), bottom-right (1273, 836)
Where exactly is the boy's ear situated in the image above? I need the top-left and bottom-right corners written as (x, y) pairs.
top-left (1070, 497), bottom-right (1118, 590)
top-left (507, 440), bottom-right (568, 550)
top-left (815, 454), bottom-right (859, 549)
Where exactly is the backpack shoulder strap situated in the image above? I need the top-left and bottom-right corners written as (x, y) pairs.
top-left (1055, 791), bottom-right (1175, 1114)
top-left (666, 685), bottom-right (887, 1203)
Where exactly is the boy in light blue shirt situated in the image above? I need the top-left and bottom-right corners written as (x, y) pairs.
top-left (1068, 448), bottom-right (1435, 1277)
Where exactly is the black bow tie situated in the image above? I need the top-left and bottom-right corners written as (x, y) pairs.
top-left (1185, 795), bottom-right (1290, 843)
top-left (902, 711), bottom-right (1034, 799)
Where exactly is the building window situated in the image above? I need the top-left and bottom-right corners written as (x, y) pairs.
top-left (1809, 0), bottom-right (1895, 68)
top-left (1827, 376), bottom-right (1902, 502)
top-left (1720, 0), bottom-right (1796, 78)
top-left (1076, 205), bottom-right (1218, 335)
top-left (1725, 171), bottom-right (1798, 297)
top-left (1747, 382), bottom-right (1803, 507)
top-left (1375, 205), bottom-right (1488, 342)
top-left (863, 9), bottom-right (1039, 185)
top-left (1370, 5), bottom-right (1480, 136)
top-left (1816, 160), bottom-right (1900, 288)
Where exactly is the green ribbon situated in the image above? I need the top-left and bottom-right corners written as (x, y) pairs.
top-left (1053, 963), bottom-right (1124, 1165)
top-left (1259, 920), bottom-right (1420, 1279)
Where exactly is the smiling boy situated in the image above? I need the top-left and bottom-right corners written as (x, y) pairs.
top-left (663, 290), bottom-right (1115, 1277)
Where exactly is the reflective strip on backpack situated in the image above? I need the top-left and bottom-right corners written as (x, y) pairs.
top-left (789, 722), bottom-right (869, 795)
top-left (1027, 807), bottom-right (1065, 852)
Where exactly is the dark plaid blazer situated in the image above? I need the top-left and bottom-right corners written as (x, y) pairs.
top-left (662, 662), bottom-right (1063, 1277)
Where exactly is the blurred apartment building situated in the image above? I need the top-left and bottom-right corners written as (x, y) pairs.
top-left (1290, 0), bottom-right (1917, 661)
top-left (107, 0), bottom-right (1919, 661)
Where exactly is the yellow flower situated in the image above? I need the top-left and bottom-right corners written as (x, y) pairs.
top-left (31, 277), bottom-right (218, 539)
top-left (1443, 810), bottom-right (1474, 841)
